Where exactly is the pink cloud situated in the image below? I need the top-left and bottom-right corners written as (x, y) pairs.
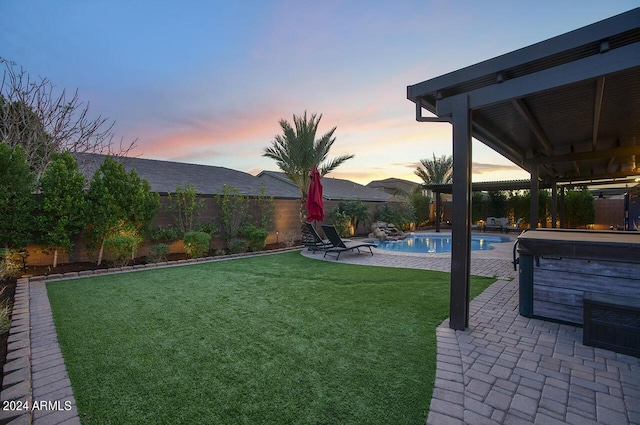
top-left (131, 108), bottom-right (288, 160)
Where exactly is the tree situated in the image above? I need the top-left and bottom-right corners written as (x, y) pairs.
top-left (336, 200), bottom-right (370, 236)
top-left (415, 153), bottom-right (453, 185)
top-left (410, 188), bottom-right (431, 227)
top-left (565, 188), bottom-right (595, 228)
top-left (487, 190), bottom-right (508, 217)
top-left (85, 157), bottom-right (159, 265)
top-left (263, 111), bottom-right (354, 222)
top-left (507, 190), bottom-right (550, 227)
top-left (415, 153), bottom-right (453, 223)
top-left (168, 182), bottom-right (205, 234)
top-left (252, 183), bottom-right (275, 232)
top-left (125, 169), bottom-right (160, 240)
top-left (0, 58), bottom-right (134, 180)
top-left (216, 184), bottom-right (249, 248)
top-left (471, 192), bottom-right (487, 224)
top-left (36, 151), bottom-right (86, 267)
top-left (0, 143), bottom-right (35, 249)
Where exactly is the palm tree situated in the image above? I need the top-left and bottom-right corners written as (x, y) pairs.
top-left (263, 111), bottom-right (354, 222)
top-left (415, 153), bottom-right (453, 185)
top-left (415, 153), bottom-right (453, 224)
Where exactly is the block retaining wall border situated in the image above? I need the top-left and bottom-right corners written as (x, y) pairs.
top-left (28, 246), bottom-right (303, 283)
top-left (0, 277), bottom-right (31, 425)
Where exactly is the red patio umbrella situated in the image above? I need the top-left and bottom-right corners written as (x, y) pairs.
top-left (306, 166), bottom-right (325, 222)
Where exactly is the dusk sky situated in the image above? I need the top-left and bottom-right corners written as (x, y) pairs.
top-left (2, 1), bottom-right (637, 185)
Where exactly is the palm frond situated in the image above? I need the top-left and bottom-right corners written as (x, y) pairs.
top-left (263, 110), bottom-right (354, 199)
top-left (415, 153), bottom-right (453, 184)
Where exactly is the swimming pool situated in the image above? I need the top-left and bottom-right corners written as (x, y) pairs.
top-left (373, 233), bottom-right (510, 253)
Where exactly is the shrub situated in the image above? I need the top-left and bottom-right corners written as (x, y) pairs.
top-left (565, 188), bottom-right (595, 228)
top-left (217, 184), bottom-right (248, 246)
top-left (104, 236), bottom-right (138, 267)
top-left (0, 144), bottom-right (35, 249)
top-left (149, 226), bottom-right (183, 243)
top-left (0, 249), bottom-right (23, 280)
top-left (183, 231), bottom-right (211, 259)
top-left (410, 190), bottom-right (431, 227)
top-left (238, 224), bottom-right (268, 252)
top-left (327, 208), bottom-right (351, 237)
top-left (374, 202), bottom-right (416, 230)
top-left (0, 286), bottom-right (12, 334)
top-left (281, 230), bottom-right (299, 247)
top-left (84, 157), bottom-right (159, 266)
top-left (339, 200), bottom-right (370, 234)
top-left (169, 183), bottom-right (205, 233)
top-left (148, 244), bottom-right (170, 263)
top-left (195, 222), bottom-right (219, 238)
top-left (253, 183), bottom-right (275, 231)
top-left (228, 238), bottom-right (249, 254)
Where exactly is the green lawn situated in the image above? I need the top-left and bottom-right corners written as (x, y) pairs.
top-left (47, 251), bottom-right (494, 425)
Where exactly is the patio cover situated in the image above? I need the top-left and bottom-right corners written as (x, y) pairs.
top-left (407, 8), bottom-right (640, 330)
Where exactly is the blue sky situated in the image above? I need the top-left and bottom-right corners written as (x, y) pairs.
top-left (2, 1), bottom-right (637, 184)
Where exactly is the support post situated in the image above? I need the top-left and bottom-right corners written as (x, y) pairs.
top-left (530, 164), bottom-right (539, 229)
top-left (551, 181), bottom-right (557, 228)
top-left (450, 95), bottom-right (472, 330)
top-left (559, 186), bottom-right (566, 228)
top-left (435, 192), bottom-right (441, 233)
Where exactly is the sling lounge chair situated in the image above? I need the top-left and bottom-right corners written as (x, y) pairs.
top-left (302, 222), bottom-right (332, 253)
top-left (321, 224), bottom-right (376, 260)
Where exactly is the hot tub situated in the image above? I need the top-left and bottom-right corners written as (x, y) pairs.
top-left (516, 229), bottom-right (640, 325)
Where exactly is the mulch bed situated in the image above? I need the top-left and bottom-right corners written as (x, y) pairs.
top-left (0, 280), bottom-right (16, 387)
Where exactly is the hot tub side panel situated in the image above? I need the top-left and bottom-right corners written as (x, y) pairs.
top-left (531, 257), bottom-right (640, 325)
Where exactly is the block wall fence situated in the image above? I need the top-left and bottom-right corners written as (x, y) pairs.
top-left (22, 197), bottom-right (387, 266)
top-left (19, 197), bottom-right (625, 266)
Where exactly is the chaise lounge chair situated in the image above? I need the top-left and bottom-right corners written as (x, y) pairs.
top-left (302, 222), bottom-right (333, 253)
top-left (321, 224), bottom-right (376, 260)
top-left (505, 218), bottom-right (524, 232)
top-left (484, 217), bottom-right (508, 232)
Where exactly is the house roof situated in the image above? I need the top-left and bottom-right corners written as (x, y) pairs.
top-left (366, 178), bottom-right (420, 195)
top-left (257, 170), bottom-right (392, 202)
top-left (74, 153), bottom-right (298, 198)
top-left (407, 7), bottom-right (640, 186)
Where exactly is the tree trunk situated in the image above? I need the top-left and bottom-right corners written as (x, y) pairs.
top-left (53, 249), bottom-right (58, 268)
top-left (97, 238), bottom-right (105, 266)
top-left (299, 195), bottom-right (308, 223)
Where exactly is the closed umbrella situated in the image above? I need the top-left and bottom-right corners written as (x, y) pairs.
top-left (306, 166), bottom-right (324, 222)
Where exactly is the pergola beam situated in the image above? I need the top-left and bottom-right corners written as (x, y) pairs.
top-left (593, 76), bottom-right (605, 150)
top-left (555, 169), bottom-right (640, 183)
top-left (512, 98), bottom-right (552, 153)
top-left (436, 42), bottom-right (640, 116)
top-left (534, 145), bottom-right (640, 165)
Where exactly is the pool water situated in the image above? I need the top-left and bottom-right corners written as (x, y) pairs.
top-left (373, 233), bottom-right (510, 253)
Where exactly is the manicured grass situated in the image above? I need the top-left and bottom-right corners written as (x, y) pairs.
top-left (47, 251), bottom-right (494, 425)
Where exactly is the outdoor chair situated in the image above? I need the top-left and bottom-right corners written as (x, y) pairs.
top-left (321, 225), bottom-right (376, 260)
top-left (302, 222), bottom-right (332, 253)
top-left (484, 217), bottom-right (508, 232)
top-left (505, 218), bottom-right (524, 232)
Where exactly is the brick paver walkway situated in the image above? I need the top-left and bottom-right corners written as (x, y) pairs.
top-left (303, 233), bottom-right (640, 424)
